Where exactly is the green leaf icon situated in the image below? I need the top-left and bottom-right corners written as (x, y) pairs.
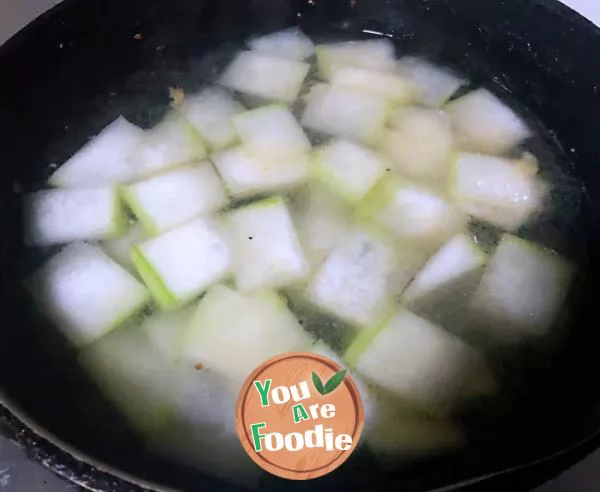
top-left (323, 369), bottom-right (348, 394)
top-left (312, 372), bottom-right (325, 395)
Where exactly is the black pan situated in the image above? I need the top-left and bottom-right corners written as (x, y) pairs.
top-left (1, 0), bottom-right (600, 490)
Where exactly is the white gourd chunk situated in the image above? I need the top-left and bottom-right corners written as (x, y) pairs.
top-left (345, 307), bottom-right (495, 415)
top-left (182, 284), bottom-right (312, 388)
top-left (232, 105), bottom-right (311, 157)
top-left (290, 182), bottom-right (353, 270)
top-left (450, 152), bottom-right (548, 231)
top-left (24, 187), bottom-right (125, 247)
top-left (312, 139), bottom-right (387, 203)
top-left (178, 87), bottom-right (245, 151)
top-left (225, 196), bottom-right (309, 292)
top-left (49, 116), bottom-right (143, 187)
top-left (316, 39), bottom-right (397, 80)
top-left (248, 27), bottom-right (315, 61)
top-left (27, 243), bottom-right (150, 348)
top-left (128, 113), bottom-right (207, 179)
top-left (141, 305), bottom-right (197, 361)
top-left (103, 223), bottom-right (149, 274)
top-left (357, 175), bottom-right (467, 246)
top-left (212, 145), bottom-right (309, 198)
top-left (468, 234), bottom-right (576, 342)
top-left (306, 226), bottom-right (398, 329)
top-left (402, 234), bottom-right (487, 325)
top-left (219, 51), bottom-right (310, 103)
top-left (383, 107), bottom-right (455, 184)
top-left (388, 240), bottom-right (438, 297)
top-left (446, 88), bottom-right (531, 154)
top-left (301, 84), bottom-right (389, 145)
top-left (131, 218), bottom-right (231, 310)
top-left (330, 66), bottom-right (413, 105)
top-left (396, 56), bottom-right (466, 108)
top-left (122, 162), bottom-right (228, 235)
top-left (78, 324), bottom-right (181, 435)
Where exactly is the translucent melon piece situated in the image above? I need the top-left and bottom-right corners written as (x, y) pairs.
top-left (330, 66), bottom-right (413, 105)
top-left (28, 243), bottom-right (150, 348)
top-left (446, 88), bottom-right (531, 154)
top-left (468, 234), bottom-right (576, 342)
top-left (178, 87), bottom-right (245, 151)
top-left (306, 226), bottom-right (398, 329)
top-left (402, 234), bottom-right (487, 325)
top-left (153, 366), bottom-right (263, 488)
top-left (225, 196), bottom-right (309, 292)
top-left (383, 107), bottom-right (454, 184)
top-left (248, 27), bottom-right (315, 61)
top-left (316, 39), bottom-right (396, 80)
top-left (232, 104), bottom-right (311, 157)
top-left (49, 116), bottom-right (143, 187)
top-left (212, 145), bottom-right (309, 198)
top-left (291, 182), bottom-right (353, 270)
top-left (128, 113), bottom-right (207, 179)
top-left (122, 162), bottom-right (228, 235)
top-left (131, 218), bottom-right (231, 310)
top-left (24, 187), bottom-right (125, 247)
top-left (345, 307), bottom-right (495, 415)
top-left (78, 324), bottom-right (179, 435)
top-left (301, 84), bottom-right (389, 145)
top-left (396, 56), bottom-right (466, 108)
top-left (450, 152), bottom-right (548, 231)
top-left (219, 51), bottom-right (310, 103)
top-left (312, 139), bottom-right (387, 203)
top-left (141, 305), bottom-right (196, 361)
top-left (182, 284), bottom-right (312, 387)
top-left (357, 175), bottom-right (466, 245)
top-left (103, 223), bottom-right (149, 274)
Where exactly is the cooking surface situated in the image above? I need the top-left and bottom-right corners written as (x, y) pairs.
top-left (0, 0), bottom-right (599, 490)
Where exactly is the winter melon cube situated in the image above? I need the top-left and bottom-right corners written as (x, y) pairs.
top-left (396, 56), bottom-right (466, 108)
top-left (402, 234), bottom-right (487, 325)
top-left (49, 116), bottom-right (143, 187)
top-left (131, 218), bottom-right (231, 310)
top-left (316, 39), bottom-right (396, 80)
top-left (330, 66), bottom-right (413, 105)
top-left (468, 234), bottom-right (576, 342)
top-left (178, 87), bottom-right (245, 151)
top-left (383, 107), bottom-right (454, 185)
top-left (212, 145), bottom-right (309, 199)
top-left (225, 196), bottom-right (309, 292)
top-left (182, 284), bottom-right (312, 387)
top-left (122, 162), bottom-right (228, 235)
top-left (128, 113), bottom-right (207, 179)
top-left (290, 182), bottom-right (353, 270)
top-left (248, 27), bottom-right (315, 61)
top-left (103, 223), bottom-right (149, 274)
top-left (78, 324), bottom-right (179, 435)
top-left (232, 105), bottom-right (311, 157)
top-left (24, 186), bottom-right (126, 247)
top-left (306, 226), bottom-right (398, 329)
top-left (219, 51), bottom-right (310, 103)
top-left (345, 307), bottom-right (494, 415)
top-left (446, 88), bottom-right (531, 154)
top-left (28, 243), bottom-right (150, 348)
top-left (312, 139), bottom-right (387, 203)
top-left (357, 175), bottom-right (466, 245)
top-left (141, 305), bottom-right (196, 362)
top-left (450, 152), bottom-right (548, 231)
top-left (301, 84), bottom-right (389, 145)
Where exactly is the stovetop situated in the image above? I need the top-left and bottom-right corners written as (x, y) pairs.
top-left (1, 0), bottom-right (599, 490)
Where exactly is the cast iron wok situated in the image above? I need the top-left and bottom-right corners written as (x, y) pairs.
top-left (1, 0), bottom-right (600, 490)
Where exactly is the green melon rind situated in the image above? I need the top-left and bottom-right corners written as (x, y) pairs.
top-left (110, 189), bottom-right (129, 239)
top-left (120, 186), bottom-right (161, 236)
top-left (130, 245), bottom-right (178, 310)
